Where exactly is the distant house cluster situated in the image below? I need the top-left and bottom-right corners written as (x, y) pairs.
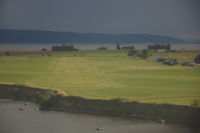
top-left (152, 57), bottom-right (198, 67)
top-left (51, 44), bottom-right (78, 51)
top-left (148, 44), bottom-right (171, 52)
top-left (152, 57), bottom-right (177, 66)
top-left (182, 62), bottom-right (196, 67)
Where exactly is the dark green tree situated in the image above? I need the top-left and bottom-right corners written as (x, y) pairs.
top-left (131, 45), bottom-right (135, 50)
top-left (167, 44), bottom-right (171, 51)
top-left (5, 51), bottom-right (11, 56)
top-left (116, 43), bottom-right (120, 50)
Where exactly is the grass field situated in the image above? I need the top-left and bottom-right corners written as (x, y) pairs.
top-left (0, 50), bottom-right (200, 106)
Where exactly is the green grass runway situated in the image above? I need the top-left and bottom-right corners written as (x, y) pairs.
top-left (0, 50), bottom-right (199, 105)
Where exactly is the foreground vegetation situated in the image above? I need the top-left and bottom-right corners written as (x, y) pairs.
top-left (0, 84), bottom-right (199, 128)
top-left (0, 50), bottom-right (199, 106)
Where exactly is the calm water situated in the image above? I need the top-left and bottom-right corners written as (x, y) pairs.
top-left (0, 101), bottom-right (198, 133)
top-left (0, 43), bottom-right (200, 50)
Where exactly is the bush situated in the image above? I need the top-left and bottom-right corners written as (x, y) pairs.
top-left (127, 49), bottom-right (149, 59)
top-left (194, 54), bottom-right (200, 64)
top-left (190, 100), bottom-right (200, 107)
top-left (137, 49), bottom-right (149, 59)
top-left (127, 49), bottom-right (137, 56)
top-left (47, 53), bottom-right (51, 56)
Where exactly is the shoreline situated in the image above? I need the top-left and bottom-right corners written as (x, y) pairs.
top-left (0, 83), bottom-right (199, 128)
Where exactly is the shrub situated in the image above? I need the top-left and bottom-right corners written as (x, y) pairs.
top-left (127, 49), bottom-right (137, 56)
top-left (190, 100), bottom-right (200, 107)
top-left (194, 54), bottom-right (200, 64)
top-left (137, 49), bottom-right (149, 59)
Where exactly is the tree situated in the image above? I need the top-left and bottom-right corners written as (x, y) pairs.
top-left (131, 45), bottom-right (135, 50)
top-left (194, 54), bottom-right (200, 64)
top-left (167, 44), bottom-right (171, 51)
top-left (116, 43), bottom-right (120, 50)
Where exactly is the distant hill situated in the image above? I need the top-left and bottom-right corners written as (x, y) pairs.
top-left (0, 29), bottom-right (184, 43)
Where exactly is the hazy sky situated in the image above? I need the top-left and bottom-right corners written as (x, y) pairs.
top-left (0, 0), bottom-right (200, 39)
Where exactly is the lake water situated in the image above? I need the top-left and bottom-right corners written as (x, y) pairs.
top-left (0, 101), bottom-right (198, 133)
top-left (0, 43), bottom-right (200, 50)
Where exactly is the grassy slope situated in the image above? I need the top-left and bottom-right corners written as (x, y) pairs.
top-left (0, 50), bottom-right (199, 105)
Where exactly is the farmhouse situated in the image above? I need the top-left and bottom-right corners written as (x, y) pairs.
top-left (182, 62), bottom-right (196, 67)
top-left (152, 57), bottom-right (178, 65)
top-left (41, 48), bottom-right (48, 51)
top-left (121, 45), bottom-right (135, 50)
top-left (152, 57), bottom-right (161, 62)
top-left (152, 57), bottom-right (167, 62)
top-left (157, 49), bottom-right (166, 52)
top-left (51, 44), bottom-right (78, 51)
top-left (163, 59), bottom-right (177, 65)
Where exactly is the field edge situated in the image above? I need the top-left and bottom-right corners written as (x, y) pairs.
top-left (0, 83), bottom-right (199, 128)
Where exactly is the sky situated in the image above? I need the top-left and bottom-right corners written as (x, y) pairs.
top-left (0, 0), bottom-right (200, 39)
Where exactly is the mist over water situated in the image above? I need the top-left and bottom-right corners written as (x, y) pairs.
top-left (0, 101), bottom-right (197, 133)
top-left (0, 43), bottom-right (200, 50)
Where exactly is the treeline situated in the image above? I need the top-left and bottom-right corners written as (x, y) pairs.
top-left (148, 44), bottom-right (171, 51)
